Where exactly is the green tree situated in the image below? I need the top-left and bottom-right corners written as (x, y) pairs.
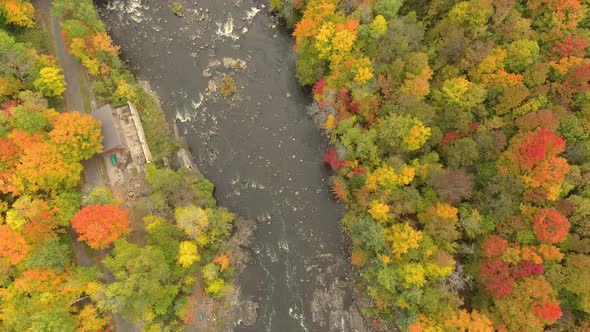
top-left (25, 237), bottom-right (71, 273)
top-left (100, 240), bottom-right (179, 323)
top-left (441, 137), bottom-right (480, 167)
top-left (9, 105), bottom-right (51, 134)
top-left (504, 40), bottom-right (540, 73)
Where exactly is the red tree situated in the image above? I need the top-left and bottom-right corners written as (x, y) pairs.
top-left (323, 148), bottom-right (343, 170)
top-left (532, 301), bottom-right (562, 324)
top-left (71, 204), bottom-right (130, 250)
top-left (533, 208), bottom-right (570, 243)
top-left (552, 36), bottom-right (587, 58)
top-left (513, 129), bottom-right (566, 171)
top-left (512, 260), bottom-right (544, 279)
top-left (480, 260), bottom-right (515, 299)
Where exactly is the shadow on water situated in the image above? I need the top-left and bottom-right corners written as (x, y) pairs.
top-left (93, 0), bottom-right (368, 331)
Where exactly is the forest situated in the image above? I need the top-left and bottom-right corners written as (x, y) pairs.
top-left (0, 0), bottom-right (236, 330)
top-left (271, 0), bottom-right (590, 330)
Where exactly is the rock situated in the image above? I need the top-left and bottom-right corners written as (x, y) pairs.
top-left (208, 59), bottom-right (221, 68)
top-left (235, 300), bottom-right (258, 326)
top-left (202, 68), bottom-right (212, 78)
top-left (222, 57), bottom-right (247, 70)
top-left (207, 79), bottom-right (218, 93)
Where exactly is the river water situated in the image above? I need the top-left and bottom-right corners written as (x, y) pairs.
top-left (94, 1), bottom-right (367, 331)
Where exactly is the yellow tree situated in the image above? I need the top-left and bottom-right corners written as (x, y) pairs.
top-left (33, 66), bottom-right (66, 98)
top-left (1, 0), bottom-right (35, 27)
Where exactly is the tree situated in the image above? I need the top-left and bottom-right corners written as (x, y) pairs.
top-left (33, 66), bottom-right (66, 98)
top-left (177, 241), bottom-right (199, 268)
top-left (368, 201), bottom-right (390, 222)
top-left (146, 164), bottom-right (182, 197)
top-left (374, 114), bottom-right (431, 154)
top-left (510, 129), bottom-right (566, 171)
top-left (174, 205), bottom-right (209, 245)
top-left (82, 186), bottom-right (117, 206)
top-left (533, 208), bottom-right (570, 243)
top-left (0, 224), bottom-right (29, 264)
top-left (418, 203), bottom-right (460, 248)
top-left (76, 305), bottom-right (108, 332)
top-left (1, 0), bottom-right (35, 27)
top-left (9, 105), bottom-right (52, 134)
top-left (482, 235), bottom-right (509, 259)
top-left (213, 253), bottom-right (231, 272)
top-left (480, 260), bottom-right (514, 299)
top-left (494, 276), bottom-right (561, 331)
top-left (100, 240), bottom-right (179, 322)
top-left (0, 31), bottom-right (40, 85)
top-left (504, 40), bottom-right (540, 73)
top-left (384, 223), bottom-right (422, 259)
top-left (447, 0), bottom-right (494, 36)
top-left (444, 309), bottom-right (494, 331)
top-left (16, 141), bottom-right (83, 193)
top-left (434, 77), bottom-right (486, 110)
top-left (48, 112), bottom-right (102, 162)
top-left (442, 138), bottom-right (480, 168)
top-left (29, 306), bottom-right (77, 332)
top-left (71, 204), bottom-right (129, 250)
top-left (25, 237), bottom-right (71, 273)
top-left (430, 168), bottom-right (474, 204)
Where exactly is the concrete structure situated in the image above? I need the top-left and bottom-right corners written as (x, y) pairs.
top-left (127, 101), bottom-right (152, 164)
top-left (90, 102), bottom-right (153, 188)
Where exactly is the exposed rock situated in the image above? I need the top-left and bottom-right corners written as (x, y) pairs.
top-left (234, 300), bottom-right (258, 326)
top-left (222, 57), bottom-right (247, 70)
top-left (208, 59), bottom-right (221, 68)
top-left (207, 79), bottom-right (218, 94)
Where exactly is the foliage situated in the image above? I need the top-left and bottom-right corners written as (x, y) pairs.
top-left (71, 204), bottom-right (130, 250)
top-left (100, 240), bottom-right (179, 323)
top-left (0, 0), bottom-right (35, 28)
top-left (33, 66), bottom-right (66, 98)
top-left (285, 0), bottom-right (590, 329)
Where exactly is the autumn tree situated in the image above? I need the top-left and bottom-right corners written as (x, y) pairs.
top-left (71, 204), bottom-right (129, 250)
top-left (493, 276), bottom-right (561, 331)
top-left (49, 111), bottom-right (102, 162)
top-left (533, 208), bottom-right (570, 243)
top-left (15, 141), bottom-right (83, 193)
top-left (174, 205), bottom-right (209, 245)
top-left (33, 66), bottom-right (66, 98)
top-left (430, 168), bottom-right (474, 204)
top-left (373, 113), bottom-right (431, 154)
top-left (0, 224), bottom-right (29, 264)
top-left (0, 0), bottom-right (35, 27)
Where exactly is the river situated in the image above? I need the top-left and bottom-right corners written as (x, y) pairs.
top-left (94, 1), bottom-right (367, 331)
